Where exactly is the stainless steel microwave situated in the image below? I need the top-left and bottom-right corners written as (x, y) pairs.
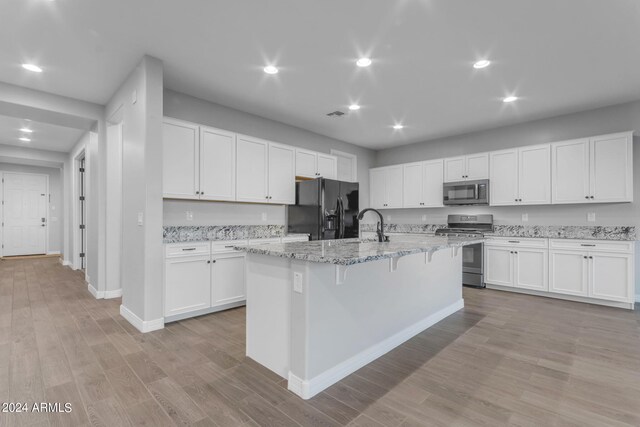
top-left (443, 180), bottom-right (489, 205)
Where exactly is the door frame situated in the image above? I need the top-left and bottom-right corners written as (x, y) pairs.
top-left (72, 149), bottom-right (87, 272)
top-left (0, 170), bottom-right (50, 257)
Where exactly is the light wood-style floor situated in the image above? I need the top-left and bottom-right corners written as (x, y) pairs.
top-left (1, 257), bottom-right (640, 426)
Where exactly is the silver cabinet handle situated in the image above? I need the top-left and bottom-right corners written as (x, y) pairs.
top-left (508, 240), bottom-right (520, 244)
top-left (182, 248), bottom-right (197, 251)
top-left (580, 244), bottom-right (596, 247)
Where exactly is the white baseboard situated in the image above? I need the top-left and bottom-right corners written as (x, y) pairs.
top-left (61, 260), bottom-right (72, 266)
top-left (87, 283), bottom-right (99, 298)
top-left (87, 284), bottom-right (122, 300)
top-left (288, 298), bottom-right (464, 400)
top-left (636, 294), bottom-right (640, 303)
top-left (47, 251), bottom-right (61, 255)
top-left (104, 288), bottom-right (123, 299)
top-left (120, 304), bottom-right (164, 333)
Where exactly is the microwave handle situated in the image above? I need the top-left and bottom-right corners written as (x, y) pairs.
top-left (475, 184), bottom-right (479, 199)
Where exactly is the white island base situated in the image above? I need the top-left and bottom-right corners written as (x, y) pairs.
top-left (245, 248), bottom-right (464, 399)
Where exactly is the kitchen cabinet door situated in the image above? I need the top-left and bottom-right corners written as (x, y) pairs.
top-left (268, 143), bottom-right (296, 205)
top-left (514, 248), bottom-right (548, 291)
top-left (444, 157), bottom-right (465, 182)
top-left (519, 144), bottom-right (550, 205)
top-left (317, 154), bottom-right (338, 179)
top-left (370, 169), bottom-right (386, 209)
top-left (402, 163), bottom-right (424, 208)
top-left (589, 252), bottom-right (632, 302)
top-left (422, 159), bottom-right (444, 207)
top-left (295, 149), bottom-right (317, 178)
top-left (551, 138), bottom-right (589, 204)
top-left (590, 133), bottom-right (633, 203)
top-left (200, 126), bottom-right (236, 201)
top-left (162, 118), bottom-right (199, 199)
top-left (211, 253), bottom-right (246, 307)
top-left (490, 149), bottom-right (518, 206)
top-left (484, 247), bottom-right (513, 287)
top-left (465, 153), bottom-right (489, 180)
top-left (165, 255), bottom-right (211, 316)
top-left (549, 250), bottom-right (588, 296)
top-left (385, 166), bottom-right (404, 208)
top-left (236, 136), bottom-right (268, 203)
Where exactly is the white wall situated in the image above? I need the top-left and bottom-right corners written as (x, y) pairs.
top-left (0, 163), bottom-right (62, 253)
top-left (163, 89), bottom-right (376, 226)
top-left (374, 100), bottom-right (640, 228)
top-left (105, 56), bottom-right (164, 327)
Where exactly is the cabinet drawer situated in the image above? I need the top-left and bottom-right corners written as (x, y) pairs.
top-left (484, 237), bottom-right (548, 249)
top-left (212, 240), bottom-right (248, 253)
top-left (166, 242), bottom-right (210, 257)
top-left (549, 239), bottom-right (633, 253)
top-left (248, 238), bottom-right (282, 245)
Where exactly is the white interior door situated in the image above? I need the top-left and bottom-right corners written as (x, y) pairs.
top-left (3, 172), bottom-right (48, 256)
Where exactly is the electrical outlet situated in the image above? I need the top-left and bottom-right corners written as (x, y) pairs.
top-left (137, 212), bottom-right (144, 226)
top-left (293, 272), bottom-right (303, 293)
top-left (587, 212), bottom-right (596, 222)
top-left (132, 90), bottom-right (137, 104)
top-left (186, 211), bottom-right (193, 221)
top-left (521, 213), bottom-right (528, 222)
top-left (387, 215), bottom-right (391, 222)
top-left (421, 215), bottom-right (427, 222)
top-left (261, 212), bottom-right (267, 221)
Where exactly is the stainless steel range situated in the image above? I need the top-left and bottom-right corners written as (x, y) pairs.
top-left (435, 214), bottom-right (493, 288)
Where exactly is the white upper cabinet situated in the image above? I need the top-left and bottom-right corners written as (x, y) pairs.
top-left (590, 132), bottom-right (633, 203)
top-left (268, 143), bottom-right (296, 204)
top-left (236, 136), bottom-right (269, 203)
top-left (295, 149), bottom-right (317, 178)
top-left (370, 166), bottom-right (403, 209)
top-left (489, 149), bottom-right (518, 206)
top-left (402, 160), bottom-right (444, 208)
top-left (317, 154), bottom-right (338, 179)
top-left (518, 145), bottom-right (551, 204)
top-left (295, 149), bottom-right (337, 179)
top-left (163, 118), bottom-right (199, 199)
top-left (552, 132), bottom-right (633, 204)
top-left (199, 126), bottom-right (236, 201)
top-left (490, 144), bottom-right (550, 206)
top-left (551, 138), bottom-right (590, 204)
top-left (444, 153), bottom-right (488, 182)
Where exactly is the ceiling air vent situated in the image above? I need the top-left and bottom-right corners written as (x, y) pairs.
top-left (326, 110), bottom-right (345, 117)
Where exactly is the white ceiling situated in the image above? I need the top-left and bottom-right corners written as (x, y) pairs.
top-left (0, 115), bottom-right (85, 152)
top-left (1, 0), bottom-right (639, 149)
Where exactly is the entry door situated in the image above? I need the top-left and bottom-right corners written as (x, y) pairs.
top-left (3, 173), bottom-right (47, 256)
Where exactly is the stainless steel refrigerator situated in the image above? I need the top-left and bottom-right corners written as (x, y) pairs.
top-left (287, 178), bottom-right (359, 240)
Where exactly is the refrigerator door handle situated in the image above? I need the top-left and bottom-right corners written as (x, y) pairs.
top-left (338, 197), bottom-right (345, 239)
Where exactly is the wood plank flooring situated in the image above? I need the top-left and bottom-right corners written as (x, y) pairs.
top-left (1, 256), bottom-right (639, 426)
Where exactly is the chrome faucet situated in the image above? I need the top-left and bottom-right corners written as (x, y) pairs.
top-left (357, 208), bottom-right (388, 242)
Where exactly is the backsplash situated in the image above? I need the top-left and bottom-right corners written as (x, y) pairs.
top-left (163, 225), bottom-right (286, 243)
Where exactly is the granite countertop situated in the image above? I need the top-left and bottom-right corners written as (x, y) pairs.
top-left (234, 235), bottom-right (483, 266)
top-left (486, 225), bottom-right (636, 241)
top-left (163, 225), bottom-right (309, 244)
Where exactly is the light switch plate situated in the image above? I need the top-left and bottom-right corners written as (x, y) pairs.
top-left (587, 212), bottom-right (596, 222)
top-left (387, 215), bottom-right (392, 222)
top-left (186, 211), bottom-right (193, 221)
top-left (261, 212), bottom-right (267, 221)
top-left (293, 272), bottom-right (303, 293)
top-left (421, 215), bottom-right (427, 222)
top-left (137, 212), bottom-right (144, 226)
top-left (521, 213), bottom-right (529, 222)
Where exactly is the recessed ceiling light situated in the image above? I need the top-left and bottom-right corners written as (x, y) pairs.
top-left (19, 137), bottom-right (31, 142)
top-left (263, 65), bottom-right (278, 74)
top-left (22, 63), bottom-right (43, 73)
top-left (393, 124), bottom-right (404, 130)
top-left (473, 60), bottom-right (491, 69)
top-left (20, 128), bottom-right (33, 133)
top-left (356, 57), bottom-right (372, 67)
top-left (503, 96), bottom-right (518, 103)
top-left (348, 104), bottom-right (361, 111)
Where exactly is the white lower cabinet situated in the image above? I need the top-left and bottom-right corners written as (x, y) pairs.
top-left (211, 253), bottom-right (246, 307)
top-left (484, 238), bottom-right (548, 291)
top-left (486, 237), bottom-right (635, 308)
top-left (165, 253), bottom-right (212, 317)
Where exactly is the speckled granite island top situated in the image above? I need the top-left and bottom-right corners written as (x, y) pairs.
top-left (234, 235), bottom-right (483, 266)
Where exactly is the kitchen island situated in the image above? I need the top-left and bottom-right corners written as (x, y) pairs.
top-left (234, 235), bottom-right (483, 399)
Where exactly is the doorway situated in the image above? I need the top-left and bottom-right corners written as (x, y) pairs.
top-left (1, 172), bottom-right (48, 256)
